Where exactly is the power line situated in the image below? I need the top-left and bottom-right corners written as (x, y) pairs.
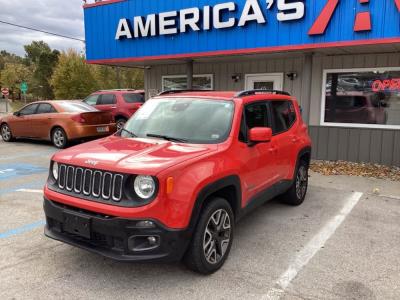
top-left (0, 20), bottom-right (85, 43)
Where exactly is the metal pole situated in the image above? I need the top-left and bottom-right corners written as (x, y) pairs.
top-left (186, 60), bottom-right (193, 90)
top-left (5, 95), bottom-right (8, 113)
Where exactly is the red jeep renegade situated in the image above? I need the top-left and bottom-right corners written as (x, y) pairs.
top-left (44, 90), bottom-right (312, 274)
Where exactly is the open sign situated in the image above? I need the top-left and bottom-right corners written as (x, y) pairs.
top-left (371, 78), bottom-right (400, 92)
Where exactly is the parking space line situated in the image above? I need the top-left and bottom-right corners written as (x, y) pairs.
top-left (0, 150), bottom-right (55, 161)
top-left (0, 220), bottom-right (45, 239)
top-left (0, 179), bottom-right (45, 197)
top-left (262, 192), bottom-right (364, 300)
top-left (17, 189), bottom-right (43, 194)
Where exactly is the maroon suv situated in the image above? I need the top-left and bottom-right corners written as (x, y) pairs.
top-left (84, 89), bottom-right (145, 130)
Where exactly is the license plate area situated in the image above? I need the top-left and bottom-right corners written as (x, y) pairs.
top-left (96, 126), bottom-right (109, 133)
top-left (63, 211), bottom-right (91, 239)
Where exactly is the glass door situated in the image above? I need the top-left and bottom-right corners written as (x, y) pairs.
top-left (245, 73), bottom-right (284, 91)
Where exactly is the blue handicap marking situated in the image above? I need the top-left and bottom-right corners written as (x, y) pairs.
top-left (0, 163), bottom-right (47, 180)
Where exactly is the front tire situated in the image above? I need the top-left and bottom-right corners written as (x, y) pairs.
top-left (280, 160), bottom-right (309, 206)
top-left (184, 197), bottom-right (234, 275)
top-left (1, 123), bottom-right (14, 142)
top-left (52, 127), bottom-right (68, 149)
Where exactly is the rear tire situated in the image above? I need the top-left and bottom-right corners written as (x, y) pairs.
top-left (116, 118), bottom-right (127, 131)
top-left (280, 160), bottom-right (309, 206)
top-left (52, 127), bottom-right (68, 149)
top-left (1, 123), bottom-right (14, 142)
top-left (184, 197), bottom-right (234, 275)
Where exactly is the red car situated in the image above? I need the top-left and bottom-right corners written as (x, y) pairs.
top-left (44, 90), bottom-right (312, 274)
top-left (83, 89), bottom-right (145, 130)
top-left (0, 101), bottom-right (116, 148)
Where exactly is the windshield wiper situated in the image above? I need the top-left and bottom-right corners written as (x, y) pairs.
top-left (146, 133), bottom-right (188, 143)
top-left (120, 128), bottom-right (138, 138)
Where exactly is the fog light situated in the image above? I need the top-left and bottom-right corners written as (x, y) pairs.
top-left (148, 236), bottom-right (157, 246)
top-left (136, 220), bottom-right (156, 228)
top-left (128, 235), bottom-right (160, 252)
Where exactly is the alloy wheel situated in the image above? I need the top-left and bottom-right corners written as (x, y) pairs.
top-left (53, 130), bottom-right (65, 148)
top-left (1, 125), bottom-right (11, 141)
top-left (203, 209), bottom-right (232, 265)
top-left (296, 165), bottom-right (308, 199)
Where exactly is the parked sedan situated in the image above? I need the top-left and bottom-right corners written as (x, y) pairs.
top-left (0, 101), bottom-right (116, 148)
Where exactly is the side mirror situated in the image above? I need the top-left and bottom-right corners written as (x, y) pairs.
top-left (13, 111), bottom-right (21, 117)
top-left (248, 127), bottom-right (272, 145)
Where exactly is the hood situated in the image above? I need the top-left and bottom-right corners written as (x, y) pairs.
top-left (53, 135), bottom-right (218, 175)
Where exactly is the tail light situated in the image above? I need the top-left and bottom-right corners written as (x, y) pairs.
top-left (71, 114), bottom-right (86, 123)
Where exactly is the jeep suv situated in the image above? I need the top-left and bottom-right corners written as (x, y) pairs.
top-left (83, 89), bottom-right (145, 130)
top-left (44, 90), bottom-right (312, 274)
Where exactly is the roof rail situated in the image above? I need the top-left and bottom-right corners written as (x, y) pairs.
top-left (98, 89), bottom-right (137, 92)
top-left (157, 89), bottom-right (214, 96)
top-left (235, 89), bottom-right (291, 97)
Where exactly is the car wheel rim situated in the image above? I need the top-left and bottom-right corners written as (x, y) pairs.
top-left (54, 130), bottom-right (64, 147)
top-left (296, 165), bottom-right (308, 199)
top-left (203, 209), bottom-right (231, 265)
top-left (117, 121), bottom-right (126, 131)
top-left (1, 125), bottom-right (11, 141)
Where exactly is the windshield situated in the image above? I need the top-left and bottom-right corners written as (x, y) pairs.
top-left (58, 102), bottom-right (99, 112)
top-left (122, 98), bottom-right (235, 144)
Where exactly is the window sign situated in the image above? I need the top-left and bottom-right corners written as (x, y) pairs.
top-left (162, 75), bottom-right (213, 91)
top-left (321, 68), bottom-right (400, 129)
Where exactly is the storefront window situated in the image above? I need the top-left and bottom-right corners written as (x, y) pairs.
top-left (322, 68), bottom-right (400, 129)
top-left (162, 75), bottom-right (213, 91)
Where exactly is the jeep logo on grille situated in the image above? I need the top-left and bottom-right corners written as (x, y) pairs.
top-left (85, 159), bottom-right (99, 166)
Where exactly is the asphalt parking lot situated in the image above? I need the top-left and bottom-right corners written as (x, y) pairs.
top-left (0, 139), bottom-right (399, 300)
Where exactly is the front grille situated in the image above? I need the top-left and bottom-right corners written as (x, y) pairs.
top-left (57, 164), bottom-right (124, 202)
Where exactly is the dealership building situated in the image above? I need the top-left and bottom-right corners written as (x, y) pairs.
top-left (83, 0), bottom-right (400, 166)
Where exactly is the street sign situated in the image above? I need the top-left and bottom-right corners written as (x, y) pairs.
top-left (20, 82), bottom-right (28, 94)
top-left (1, 88), bottom-right (9, 96)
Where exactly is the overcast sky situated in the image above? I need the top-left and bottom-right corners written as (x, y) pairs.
top-left (0, 0), bottom-right (85, 56)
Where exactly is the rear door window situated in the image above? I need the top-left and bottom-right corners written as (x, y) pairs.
top-left (37, 103), bottom-right (57, 114)
top-left (19, 104), bottom-right (39, 116)
top-left (270, 101), bottom-right (296, 135)
top-left (98, 94), bottom-right (116, 105)
top-left (123, 93), bottom-right (145, 103)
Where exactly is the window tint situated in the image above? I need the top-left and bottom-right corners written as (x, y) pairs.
top-left (239, 103), bottom-right (269, 142)
top-left (98, 94), bottom-right (116, 105)
top-left (37, 103), bottom-right (56, 114)
top-left (84, 95), bottom-right (99, 106)
top-left (19, 104), bottom-right (39, 116)
top-left (271, 101), bottom-right (295, 134)
top-left (123, 93), bottom-right (145, 103)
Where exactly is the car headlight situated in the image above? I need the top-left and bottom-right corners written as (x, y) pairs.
top-left (134, 175), bottom-right (156, 199)
top-left (52, 162), bottom-right (59, 180)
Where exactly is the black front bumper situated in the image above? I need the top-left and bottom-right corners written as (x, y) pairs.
top-left (44, 198), bottom-right (190, 263)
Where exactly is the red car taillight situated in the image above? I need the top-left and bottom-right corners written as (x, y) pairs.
top-left (71, 114), bottom-right (86, 123)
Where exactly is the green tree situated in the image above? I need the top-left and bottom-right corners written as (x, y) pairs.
top-left (51, 49), bottom-right (98, 99)
top-left (0, 63), bottom-right (33, 99)
top-left (24, 41), bottom-right (59, 99)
